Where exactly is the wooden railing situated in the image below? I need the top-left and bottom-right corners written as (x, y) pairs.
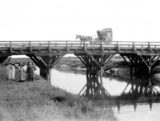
top-left (0, 41), bottom-right (160, 51)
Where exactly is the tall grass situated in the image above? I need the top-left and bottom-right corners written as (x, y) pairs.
top-left (0, 65), bottom-right (117, 121)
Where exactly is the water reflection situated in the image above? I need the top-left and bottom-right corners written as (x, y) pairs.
top-left (51, 69), bottom-right (127, 95)
top-left (51, 70), bottom-right (86, 94)
top-left (50, 69), bottom-right (160, 121)
top-left (113, 104), bottom-right (160, 121)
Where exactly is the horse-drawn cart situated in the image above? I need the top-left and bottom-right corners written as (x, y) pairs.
top-left (76, 28), bottom-right (113, 45)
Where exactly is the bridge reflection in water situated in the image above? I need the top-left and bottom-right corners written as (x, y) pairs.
top-left (1, 40), bottom-right (160, 103)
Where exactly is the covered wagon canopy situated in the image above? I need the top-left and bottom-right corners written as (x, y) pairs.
top-left (97, 28), bottom-right (113, 42)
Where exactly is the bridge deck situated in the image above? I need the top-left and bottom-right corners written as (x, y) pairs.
top-left (1, 40), bottom-right (160, 97)
top-left (0, 41), bottom-right (160, 56)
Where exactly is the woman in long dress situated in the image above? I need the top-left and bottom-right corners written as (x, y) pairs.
top-left (19, 64), bottom-right (26, 82)
top-left (6, 63), bottom-right (15, 81)
top-left (15, 64), bottom-right (20, 81)
top-left (26, 62), bottom-right (36, 81)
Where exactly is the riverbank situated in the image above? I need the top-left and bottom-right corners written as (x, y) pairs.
top-left (55, 56), bottom-right (160, 85)
top-left (0, 65), bottom-right (117, 121)
top-left (55, 56), bottom-right (130, 82)
top-left (54, 57), bottom-right (160, 104)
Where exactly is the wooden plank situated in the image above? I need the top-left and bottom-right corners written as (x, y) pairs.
top-left (103, 55), bottom-right (114, 67)
top-left (121, 55), bottom-right (131, 66)
top-left (1, 41), bottom-right (160, 56)
top-left (86, 54), bottom-right (101, 68)
top-left (51, 55), bottom-right (64, 67)
top-left (151, 56), bottom-right (160, 66)
top-left (139, 55), bottom-right (149, 68)
top-left (76, 55), bottom-right (87, 66)
top-left (33, 55), bottom-right (48, 68)
top-left (29, 56), bottom-right (41, 67)
top-left (78, 84), bottom-right (86, 95)
top-left (99, 67), bottom-right (104, 89)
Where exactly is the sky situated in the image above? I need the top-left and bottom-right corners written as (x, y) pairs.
top-left (0, 0), bottom-right (160, 41)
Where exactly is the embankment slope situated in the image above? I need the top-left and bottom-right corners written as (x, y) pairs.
top-left (0, 65), bottom-right (117, 121)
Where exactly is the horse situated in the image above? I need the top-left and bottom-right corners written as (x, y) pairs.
top-left (97, 28), bottom-right (112, 43)
top-left (76, 35), bottom-right (94, 45)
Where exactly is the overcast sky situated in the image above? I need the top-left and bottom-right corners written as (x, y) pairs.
top-left (0, 0), bottom-right (160, 41)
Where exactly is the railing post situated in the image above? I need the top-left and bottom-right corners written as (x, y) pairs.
top-left (39, 43), bottom-right (42, 52)
top-left (148, 42), bottom-right (151, 51)
top-left (66, 41), bottom-right (69, 52)
top-left (29, 41), bottom-right (32, 52)
top-left (155, 45), bottom-right (157, 52)
top-left (116, 41), bottom-right (120, 51)
top-left (141, 45), bottom-right (144, 52)
top-left (132, 42), bottom-right (136, 51)
top-left (84, 41), bottom-right (87, 51)
top-left (48, 41), bottom-right (51, 52)
top-left (101, 43), bottom-right (104, 52)
top-left (9, 41), bottom-right (12, 52)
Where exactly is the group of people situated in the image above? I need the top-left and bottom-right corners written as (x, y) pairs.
top-left (6, 62), bottom-right (36, 82)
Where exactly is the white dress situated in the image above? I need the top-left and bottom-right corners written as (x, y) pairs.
top-left (19, 67), bottom-right (26, 81)
top-left (6, 65), bottom-right (15, 80)
top-left (11, 65), bottom-right (15, 80)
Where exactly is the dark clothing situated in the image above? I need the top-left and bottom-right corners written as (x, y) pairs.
top-left (26, 65), bottom-right (36, 81)
top-left (15, 66), bottom-right (20, 81)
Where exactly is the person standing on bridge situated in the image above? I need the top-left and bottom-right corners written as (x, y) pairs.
top-left (26, 62), bottom-right (36, 81)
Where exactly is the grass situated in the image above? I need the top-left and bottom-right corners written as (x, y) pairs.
top-left (0, 65), bottom-right (117, 121)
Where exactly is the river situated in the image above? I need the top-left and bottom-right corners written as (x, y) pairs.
top-left (35, 68), bottom-right (160, 121)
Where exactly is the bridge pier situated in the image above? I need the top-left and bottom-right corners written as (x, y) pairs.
top-left (121, 54), bottom-right (160, 96)
top-left (27, 54), bottom-right (63, 81)
top-left (76, 54), bottom-right (113, 99)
